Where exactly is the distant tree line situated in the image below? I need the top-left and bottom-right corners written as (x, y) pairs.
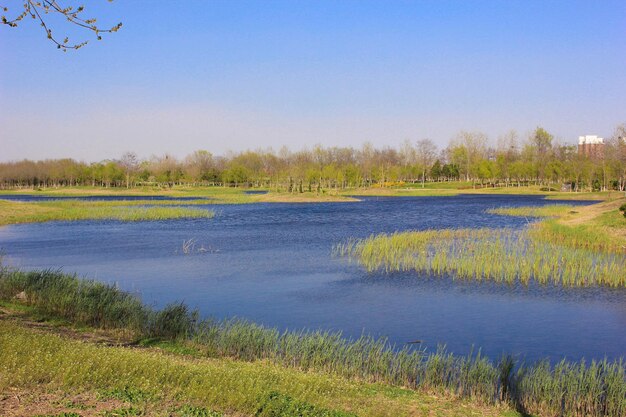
top-left (1, 125), bottom-right (625, 192)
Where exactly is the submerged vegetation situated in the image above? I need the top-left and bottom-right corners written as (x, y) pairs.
top-left (0, 267), bottom-right (624, 417)
top-left (334, 228), bottom-right (625, 287)
top-left (0, 199), bottom-right (214, 225)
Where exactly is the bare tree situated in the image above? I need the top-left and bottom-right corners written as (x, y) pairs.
top-left (416, 139), bottom-right (437, 188)
top-left (119, 151), bottom-right (138, 188)
top-left (607, 123), bottom-right (626, 191)
top-left (1, 1), bottom-right (121, 51)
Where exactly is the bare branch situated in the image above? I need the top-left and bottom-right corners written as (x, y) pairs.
top-left (1, 1), bottom-right (121, 51)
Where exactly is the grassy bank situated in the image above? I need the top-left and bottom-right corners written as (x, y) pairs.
top-left (0, 321), bottom-right (517, 417)
top-left (488, 199), bottom-right (626, 253)
top-left (0, 267), bottom-right (624, 417)
top-left (0, 200), bottom-right (215, 226)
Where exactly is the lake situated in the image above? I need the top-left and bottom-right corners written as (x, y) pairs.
top-left (0, 194), bottom-right (624, 364)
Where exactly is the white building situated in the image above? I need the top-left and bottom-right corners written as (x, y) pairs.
top-left (578, 135), bottom-right (604, 158)
top-left (578, 135), bottom-right (604, 145)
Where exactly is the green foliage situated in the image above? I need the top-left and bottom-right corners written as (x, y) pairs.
top-left (1, 125), bottom-right (624, 192)
top-left (256, 391), bottom-right (356, 417)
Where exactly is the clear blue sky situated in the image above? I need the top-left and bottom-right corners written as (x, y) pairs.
top-left (1, 0), bottom-right (625, 161)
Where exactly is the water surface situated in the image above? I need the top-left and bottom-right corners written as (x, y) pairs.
top-left (1, 194), bottom-right (623, 363)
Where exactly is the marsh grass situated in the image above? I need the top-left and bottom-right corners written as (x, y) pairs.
top-left (0, 199), bottom-right (214, 225)
top-left (334, 228), bottom-right (625, 287)
top-left (488, 202), bottom-right (626, 253)
top-left (531, 220), bottom-right (623, 254)
top-left (0, 267), bottom-right (624, 416)
top-left (0, 269), bottom-right (195, 340)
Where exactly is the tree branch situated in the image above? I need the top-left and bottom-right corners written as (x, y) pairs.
top-left (1, 0), bottom-right (121, 51)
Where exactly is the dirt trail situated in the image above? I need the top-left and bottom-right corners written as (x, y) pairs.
top-left (559, 199), bottom-right (624, 226)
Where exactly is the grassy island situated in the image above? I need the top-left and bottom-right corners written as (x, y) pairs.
top-left (0, 200), bottom-right (215, 226)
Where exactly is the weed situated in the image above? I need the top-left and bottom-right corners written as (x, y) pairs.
top-left (255, 391), bottom-right (357, 417)
top-left (178, 405), bottom-right (223, 417)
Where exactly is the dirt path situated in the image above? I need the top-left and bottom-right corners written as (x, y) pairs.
top-left (559, 199), bottom-right (624, 226)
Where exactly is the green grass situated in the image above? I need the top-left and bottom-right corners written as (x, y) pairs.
top-left (597, 209), bottom-right (626, 228)
top-left (531, 220), bottom-right (623, 254)
top-left (0, 199), bottom-right (215, 225)
top-left (99, 386), bottom-right (154, 404)
top-left (1, 267), bottom-right (624, 416)
top-left (488, 201), bottom-right (626, 254)
top-left (0, 321), bottom-right (515, 417)
top-left (178, 405), bottom-right (224, 417)
top-left (255, 391), bottom-right (357, 417)
top-left (334, 228), bottom-right (625, 287)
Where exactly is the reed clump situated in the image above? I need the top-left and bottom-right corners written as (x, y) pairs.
top-left (0, 267), bottom-right (624, 416)
top-left (530, 220), bottom-right (623, 254)
top-left (334, 228), bottom-right (625, 287)
top-left (0, 269), bottom-right (196, 340)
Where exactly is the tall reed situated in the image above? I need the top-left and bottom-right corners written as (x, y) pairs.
top-left (0, 269), bottom-right (195, 339)
top-left (334, 228), bottom-right (625, 287)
